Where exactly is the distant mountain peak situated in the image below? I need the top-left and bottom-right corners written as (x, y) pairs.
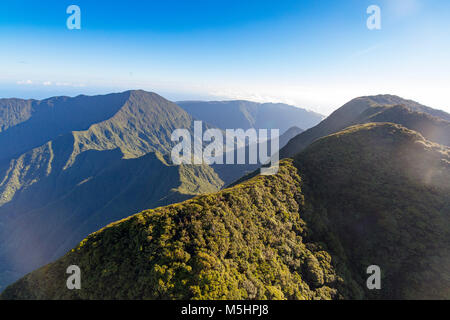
top-left (177, 100), bottom-right (324, 134)
top-left (280, 94), bottom-right (450, 158)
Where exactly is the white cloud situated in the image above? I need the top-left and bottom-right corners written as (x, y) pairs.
top-left (15, 79), bottom-right (86, 88)
top-left (17, 80), bottom-right (33, 85)
top-left (204, 81), bottom-right (450, 115)
top-left (54, 82), bottom-right (86, 87)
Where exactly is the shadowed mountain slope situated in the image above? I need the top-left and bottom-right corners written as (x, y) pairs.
top-left (360, 95), bottom-right (450, 121)
top-left (177, 100), bottom-right (324, 134)
top-left (356, 105), bottom-right (449, 146)
top-left (294, 123), bottom-right (450, 299)
top-left (280, 95), bottom-right (450, 158)
top-left (2, 123), bottom-right (448, 300)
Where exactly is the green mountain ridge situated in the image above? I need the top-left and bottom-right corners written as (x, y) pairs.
top-left (0, 92), bottom-right (131, 161)
top-left (0, 90), bottom-right (226, 290)
top-left (1, 91), bottom-right (449, 299)
top-left (0, 90), bottom-right (312, 291)
top-left (294, 123), bottom-right (450, 299)
top-left (2, 122), bottom-right (448, 300)
top-left (280, 94), bottom-right (450, 158)
top-left (2, 159), bottom-right (339, 300)
top-left (356, 104), bottom-right (450, 146)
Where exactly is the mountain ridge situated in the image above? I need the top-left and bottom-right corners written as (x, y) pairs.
top-left (0, 91), bottom-right (133, 161)
top-left (0, 90), bottom-right (226, 290)
top-left (2, 122), bottom-right (448, 299)
top-left (280, 94), bottom-right (450, 158)
top-left (1, 91), bottom-right (449, 298)
top-left (177, 100), bottom-right (324, 134)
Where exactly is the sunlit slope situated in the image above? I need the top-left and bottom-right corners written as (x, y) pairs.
top-left (1, 160), bottom-right (341, 300)
top-left (0, 92), bottom-right (131, 161)
top-left (0, 90), bottom-right (220, 209)
top-left (0, 90), bottom-right (224, 291)
top-left (3, 123), bottom-right (448, 299)
top-left (0, 98), bottom-right (34, 133)
top-left (280, 95), bottom-right (450, 158)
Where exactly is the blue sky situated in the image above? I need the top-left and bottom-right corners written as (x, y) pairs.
top-left (0, 0), bottom-right (449, 114)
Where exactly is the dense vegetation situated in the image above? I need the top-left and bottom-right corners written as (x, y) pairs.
top-left (0, 91), bottom-right (225, 291)
top-left (0, 92), bottom-right (131, 161)
top-left (280, 94), bottom-right (450, 158)
top-left (0, 98), bottom-right (34, 133)
top-left (0, 160), bottom-right (340, 300)
top-left (0, 90), bottom-right (310, 291)
top-left (294, 123), bottom-right (450, 299)
top-left (2, 122), bottom-right (448, 299)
